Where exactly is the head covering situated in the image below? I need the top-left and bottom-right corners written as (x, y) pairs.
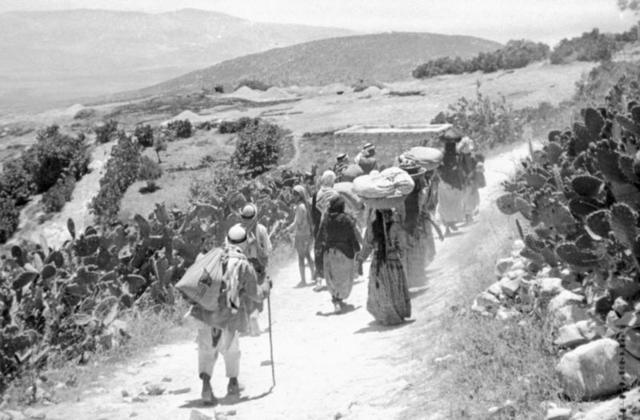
top-left (226, 224), bottom-right (247, 244)
top-left (240, 203), bottom-right (257, 220)
top-left (363, 143), bottom-right (376, 157)
top-left (328, 195), bottom-right (345, 214)
top-left (457, 136), bottom-right (475, 154)
top-left (440, 127), bottom-right (463, 143)
top-left (320, 170), bottom-right (336, 188)
top-left (336, 153), bottom-right (347, 162)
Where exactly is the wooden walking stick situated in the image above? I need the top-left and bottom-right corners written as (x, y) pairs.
top-left (267, 283), bottom-right (276, 388)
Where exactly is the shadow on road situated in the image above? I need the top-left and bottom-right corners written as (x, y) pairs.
top-left (179, 386), bottom-right (275, 409)
top-left (316, 304), bottom-right (362, 317)
top-left (353, 319), bottom-right (415, 334)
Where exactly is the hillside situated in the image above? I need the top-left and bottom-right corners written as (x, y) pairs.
top-left (113, 32), bottom-right (502, 100)
top-left (0, 8), bottom-right (353, 112)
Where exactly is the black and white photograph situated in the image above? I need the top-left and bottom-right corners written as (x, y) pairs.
top-left (0, 1), bottom-right (639, 419)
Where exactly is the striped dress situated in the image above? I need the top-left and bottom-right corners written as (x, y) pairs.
top-left (362, 215), bottom-right (411, 325)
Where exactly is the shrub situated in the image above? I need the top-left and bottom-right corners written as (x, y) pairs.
top-left (0, 158), bottom-right (35, 206)
top-left (430, 87), bottom-right (525, 148)
top-left (413, 40), bottom-right (550, 79)
top-left (94, 119), bottom-right (119, 144)
top-left (214, 85), bottom-right (224, 93)
top-left (0, 194), bottom-right (19, 242)
top-left (133, 124), bottom-right (154, 148)
top-left (90, 132), bottom-right (141, 222)
top-left (218, 117), bottom-right (259, 134)
top-left (42, 174), bottom-right (75, 213)
top-left (73, 108), bottom-right (96, 120)
top-left (230, 119), bottom-right (286, 178)
top-left (235, 79), bottom-right (271, 91)
top-left (28, 125), bottom-right (90, 193)
top-left (550, 28), bottom-right (619, 64)
top-left (573, 61), bottom-right (640, 112)
top-left (166, 119), bottom-right (192, 139)
top-left (139, 180), bottom-right (160, 194)
top-left (138, 155), bottom-right (162, 181)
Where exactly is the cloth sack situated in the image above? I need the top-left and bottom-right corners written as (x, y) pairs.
top-left (176, 247), bottom-right (227, 311)
top-left (353, 167), bottom-right (414, 199)
top-left (403, 147), bottom-right (443, 170)
top-left (341, 164), bottom-right (364, 182)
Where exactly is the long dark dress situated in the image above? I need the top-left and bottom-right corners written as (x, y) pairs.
top-left (361, 210), bottom-right (411, 325)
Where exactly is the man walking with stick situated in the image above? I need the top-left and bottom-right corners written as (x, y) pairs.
top-left (178, 224), bottom-right (270, 405)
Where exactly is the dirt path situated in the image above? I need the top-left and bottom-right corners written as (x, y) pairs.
top-left (15, 142), bottom-right (113, 248)
top-left (41, 142), bottom-right (531, 420)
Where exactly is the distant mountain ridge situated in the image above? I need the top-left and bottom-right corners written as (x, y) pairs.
top-left (0, 8), bottom-right (354, 111)
top-left (118, 32), bottom-right (502, 100)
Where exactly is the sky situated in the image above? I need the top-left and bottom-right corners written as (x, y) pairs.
top-left (0, 0), bottom-right (637, 44)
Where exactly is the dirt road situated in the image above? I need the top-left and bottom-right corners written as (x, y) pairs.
top-left (42, 143), bottom-right (530, 420)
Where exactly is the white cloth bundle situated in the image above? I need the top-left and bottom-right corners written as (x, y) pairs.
top-left (403, 147), bottom-right (443, 170)
top-left (353, 167), bottom-right (414, 199)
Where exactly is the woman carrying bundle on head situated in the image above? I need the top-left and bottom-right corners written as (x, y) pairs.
top-left (285, 185), bottom-right (315, 287)
top-left (397, 148), bottom-right (444, 287)
top-left (357, 208), bottom-right (411, 325)
top-left (316, 195), bottom-right (361, 313)
top-left (436, 127), bottom-right (466, 236)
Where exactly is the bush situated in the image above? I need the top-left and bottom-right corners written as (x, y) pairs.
top-left (166, 119), bottom-right (192, 139)
top-left (235, 79), bottom-right (271, 91)
top-left (430, 87), bottom-right (525, 148)
top-left (139, 180), bottom-right (160, 194)
top-left (73, 108), bottom-right (96, 120)
top-left (214, 85), bottom-right (224, 93)
top-left (133, 124), bottom-right (154, 148)
top-left (573, 61), bottom-right (640, 112)
top-left (94, 119), bottom-right (118, 144)
top-left (413, 40), bottom-right (550, 79)
top-left (218, 117), bottom-right (259, 134)
top-left (0, 159), bottom-right (35, 206)
top-left (138, 155), bottom-right (162, 181)
top-left (230, 119), bottom-right (286, 178)
top-left (90, 132), bottom-right (141, 222)
top-left (26, 125), bottom-right (89, 194)
top-left (550, 28), bottom-right (619, 64)
top-left (0, 194), bottom-right (19, 243)
top-left (42, 174), bottom-right (75, 213)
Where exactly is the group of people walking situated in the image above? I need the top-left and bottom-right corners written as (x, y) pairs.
top-left (180, 128), bottom-right (485, 404)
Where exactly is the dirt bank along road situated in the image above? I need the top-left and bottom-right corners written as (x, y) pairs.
top-left (43, 143), bottom-right (530, 420)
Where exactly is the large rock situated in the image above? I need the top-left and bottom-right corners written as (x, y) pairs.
top-left (499, 277), bottom-right (521, 297)
top-left (473, 291), bottom-right (500, 314)
top-left (495, 258), bottom-right (515, 276)
top-left (625, 328), bottom-right (640, 359)
top-left (554, 320), bottom-right (603, 349)
top-left (538, 277), bottom-right (564, 297)
top-left (487, 282), bottom-right (502, 298)
top-left (548, 290), bottom-right (584, 313)
top-left (612, 297), bottom-right (631, 316)
top-left (550, 304), bottom-right (590, 327)
top-left (555, 338), bottom-right (640, 400)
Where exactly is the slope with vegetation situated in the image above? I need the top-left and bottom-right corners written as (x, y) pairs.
top-left (116, 32), bottom-right (501, 99)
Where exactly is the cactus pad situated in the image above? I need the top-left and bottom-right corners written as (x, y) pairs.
top-left (546, 142), bottom-right (563, 165)
top-left (496, 193), bottom-right (519, 215)
top-left (573, 122), bottom-right (592, 155)
top-left (596, 146), bottom-right (626, 183)
top-left (40, 264), bottom-right (56, 280)
top-left (524, 233), bottom-right (545, 252)
top-left (67, 218), bottom-right (76, 239)
top-left (616, 115), bottom-right (640, 137)
top-left (585, 209), bottom-right (611, 240)
top-left (585, 107), bottom-right (605, 140)
top-left (525, 173), bottom-right (547, 189)
top-left (556, 242), bottom-right (602, 268)
top-left (610, 202), bottom-right (638, 248)
top-left (619, 154), bottom-right (640, 184)
top-left (124, 274), bottom-right (147, 294)
top-left (12, 271), bottom-right (38, 290)
top-left (74, 234), bottom-right (100, 257)
top-left (571, 175), bottom-right (603, 197)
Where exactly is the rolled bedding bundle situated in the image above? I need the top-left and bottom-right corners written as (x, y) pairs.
top-left (334, 182), bottom-right (365, 212)
top-left (353, 167), bottom-right (414, 209)
top-left (402, 147), bottom-right (443, 171)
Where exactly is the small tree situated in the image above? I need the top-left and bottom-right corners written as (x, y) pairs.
top-left (133, 124), bottom-right (154, 148)
top-left (94, 119), bottom-right (119, 144)
top-left (230, 119), bottom-right (286, 178)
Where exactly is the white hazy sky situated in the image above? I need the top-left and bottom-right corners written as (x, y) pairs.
top-left (0, 0), bottom-right (637, 44)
